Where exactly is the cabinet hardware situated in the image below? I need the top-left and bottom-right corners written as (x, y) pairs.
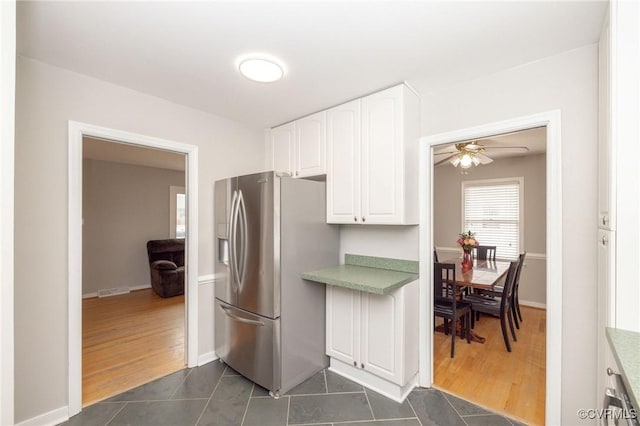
top-left (360, 363), bottom-right (364, 369)
top-left (362, 217), bottom-right (366, 223)
top-left (602, 216), bottom-right (609, 226)
top-left (602, 236), bottom-right (608, 245)
top-left (353, 361), bottom-right (357, 367)
top-left (354, 216), bottom-right (357, 222)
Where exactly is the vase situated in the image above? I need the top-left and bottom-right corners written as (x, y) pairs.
top-left (462, 249), bottom-right (473, 271)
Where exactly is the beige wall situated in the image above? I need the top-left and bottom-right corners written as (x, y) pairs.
top-left (14, 57), bottom-right (265, 422)
top-left (433, 154), bottom-right (547, 306)
top-left (82, 158), bottom-right (185, 295)
top-left (413, 44), bottom-right (598, 424)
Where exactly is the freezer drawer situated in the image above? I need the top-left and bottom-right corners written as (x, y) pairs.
top-left (215, 299), bottom-right (281, 392)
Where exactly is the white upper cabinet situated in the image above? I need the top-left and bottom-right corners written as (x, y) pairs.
top-left (295, 111), bottom-right (326, 178)
top-left (271, 122), bottom-right (295, 176)
top-left (271, 112), bottom-right (326, 178)
top-left (598, 20), bottom-right (614, 230)
top-left (326, 100), bottom-right (361, 223)
top-left (327, 84), bottom-right (420, 225)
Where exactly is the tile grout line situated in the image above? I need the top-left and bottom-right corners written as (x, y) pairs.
top-left (323, 369), bottom-right (328, 394)
top-left (441, 391), bottom-right (470, 426)
top-left (168, 368), bottom-right (194, 400)
top-left (103, 401), bottom-right (128, 426)
top-left (362, 388), bottom-right (376, 421)
top-left (286, 393), bottom-right (291, 426)
top-left (405, 398), bottom-right (424, 426)
top-left (193, 362), bottom-right (226, 426)
top-left (239, 383), bottom-right (254, 426)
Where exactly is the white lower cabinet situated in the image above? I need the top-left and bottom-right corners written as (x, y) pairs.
top-left (326, 280), bottom-right (419, 401)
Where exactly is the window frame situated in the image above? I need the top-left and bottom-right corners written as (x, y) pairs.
top-left (461, 176), bottom-right (524, 260)
top-left (170, 185), bottom-right (186, 239)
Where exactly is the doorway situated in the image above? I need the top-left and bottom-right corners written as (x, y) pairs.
top-left (418, 111), bottom-right (563, 425)
top-left (68, 121), bottom-right (200, 416)
top-left (431, 127), bottom-right (547, 424)
top-left (81, 137), bottom-right (187, 406)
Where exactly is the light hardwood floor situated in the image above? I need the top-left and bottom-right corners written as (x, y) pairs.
top-left (434, 306), bottom-right (546, 426)
top-left (82, 289), bottom-right (185, 407)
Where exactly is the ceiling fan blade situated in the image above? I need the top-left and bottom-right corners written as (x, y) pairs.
top-left (482, 145), bottom-right (529, 153)
top-left (434, 154), bottom-right (457, 166)
top-left (476, 152), bottom-right (494, 165)
top-left (433, 149), bottom-right (458, 156)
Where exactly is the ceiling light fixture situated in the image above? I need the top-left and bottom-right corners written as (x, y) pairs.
top-left (237, 55), bottom-right (284, 83)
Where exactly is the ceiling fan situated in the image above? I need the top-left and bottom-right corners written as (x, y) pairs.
top-left (434, 141), bottom-right (529, 171)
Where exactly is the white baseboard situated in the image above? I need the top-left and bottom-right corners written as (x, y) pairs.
top-left (16, 406), bottom-right (68, 426)
top-left (129, 284), bottom-right (151, 292)
top-left (198, 351), bottom-right (218, 366)
top-left (82, 284), bottom-right (151, 299)
top-left (520, 299), bottom-right (546, 310)
top-left (198, 274), bottom-right (215, 286)
top-left (329, 358), bottom-right (417, 403)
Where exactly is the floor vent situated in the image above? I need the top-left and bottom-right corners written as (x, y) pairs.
top-left (97, 287), bottom-right (131, 298)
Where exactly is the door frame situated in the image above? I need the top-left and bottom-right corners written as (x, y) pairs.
top-left (418, 110), bottom-right (562, 424)
top-left (68, 121), bottom-right (199, 416)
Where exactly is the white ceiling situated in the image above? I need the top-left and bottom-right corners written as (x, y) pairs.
top-left (17, 1), bottom-right (607, 129)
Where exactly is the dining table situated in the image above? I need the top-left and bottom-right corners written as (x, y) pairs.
top-left (435, 258), bottom-right (511, 343)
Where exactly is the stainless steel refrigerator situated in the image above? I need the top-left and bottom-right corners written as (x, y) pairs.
top-left (214, 171), bottom-right (339, 396)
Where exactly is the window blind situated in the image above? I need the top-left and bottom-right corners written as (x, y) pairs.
top-left (463, 180), bottom-right (521, 260)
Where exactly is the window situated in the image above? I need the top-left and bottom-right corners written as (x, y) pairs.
top-left (170, 186), bottom-right (186, 239)
top-left (462, 178), bottom-right (523, 260)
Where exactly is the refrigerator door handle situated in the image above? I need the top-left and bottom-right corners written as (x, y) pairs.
top-left (220, 305), bottom-right (265, 327)
top-left (229, 190), bottom-right (240, 292)
top-left (237, 190), bottom-right (249, 290)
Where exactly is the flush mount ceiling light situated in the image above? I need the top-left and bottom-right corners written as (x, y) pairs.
top-left (238, 55), bottom-right (284, 83)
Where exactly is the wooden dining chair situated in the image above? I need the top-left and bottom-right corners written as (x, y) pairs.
top-left (465, 260), bottom-right (518, 352)
top-left (475, 245), bottom-right (497, 261)
top-left (476, 251), bottom-right (527, 329)
top-left (433, 262), bottom-right (472, 358)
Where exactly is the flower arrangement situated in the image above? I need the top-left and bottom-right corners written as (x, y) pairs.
top-left (457, 230), bottom-right (479, 251)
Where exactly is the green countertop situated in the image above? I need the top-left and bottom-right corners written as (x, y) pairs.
top-left (302, 254), bottom-right (419, 295)
top-left (606, 327), bottom-right (640, 411)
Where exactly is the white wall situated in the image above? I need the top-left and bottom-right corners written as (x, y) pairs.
top-left (14, 57), bottom-right (265, 422)
top-left (434, 154), bottom-right (547, 306)
top-left (82, 159), bottom-right (185, 296)
top-left (410, 44), bottom-right (599, 424)
top-left (0, 1), bottom-right (15, 425)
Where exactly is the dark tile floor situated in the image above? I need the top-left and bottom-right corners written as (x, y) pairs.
top-left (62, 360), bottom-right (527, 426)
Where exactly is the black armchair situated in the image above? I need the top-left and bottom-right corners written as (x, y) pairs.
top-left (146, 239), bottom-right (185, 298)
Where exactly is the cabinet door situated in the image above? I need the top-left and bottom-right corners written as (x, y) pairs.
top-left (360, 290), bottom-right (403, 384)
top-left (361, 85), bottom-right (403, 224)
top-left (326, 286), bottom-right (360, 367)
top-left (326, 100), bottom-right (361, 224)
top-left (597, 229), bottom-right (617, 399)
top-left (598, 23), bottom-right (614, 230)
top-left (295, 111), bottom-right (326, 177)
top-left (271, 122), bottom-right (295, 175)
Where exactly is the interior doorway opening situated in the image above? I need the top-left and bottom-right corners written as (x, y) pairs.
top-left (418, 110), bottom-right (563, 426)
top-left (431, 127), bottom-right (547, 425)
top-left (81, 136), bottom-right (187, 406)
top-left (68, 121), bottom-right (200, 416)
